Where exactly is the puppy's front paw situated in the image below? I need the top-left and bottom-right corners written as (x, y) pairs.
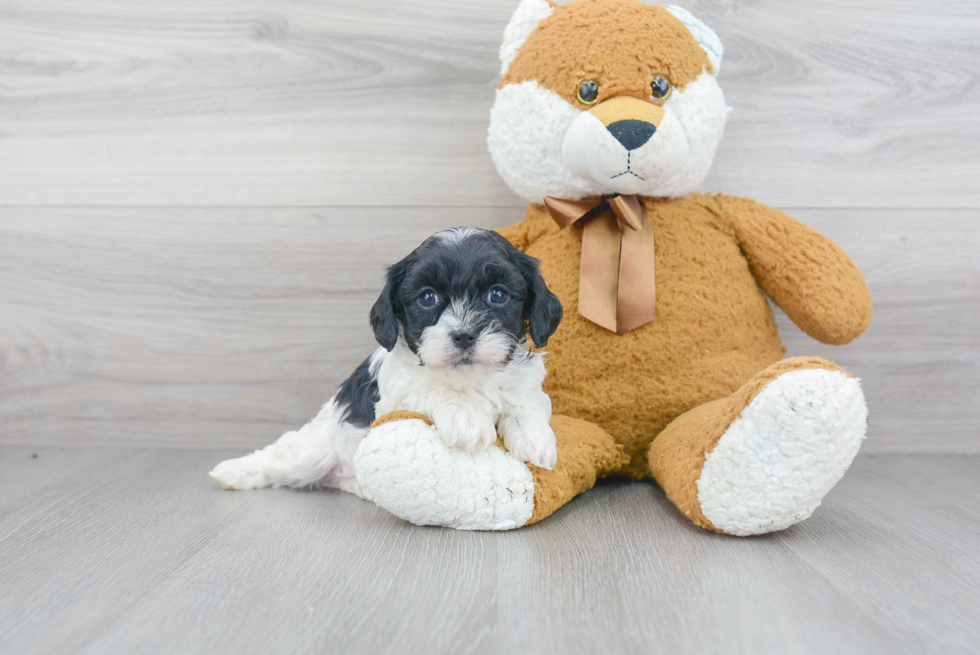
top-left (432, 406), bottom-right (498, 452)
top-left (499, 416), bottom-right (557, 470)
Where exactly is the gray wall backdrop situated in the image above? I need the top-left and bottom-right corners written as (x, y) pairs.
top-left (0, 0), bottom-right (977, 452)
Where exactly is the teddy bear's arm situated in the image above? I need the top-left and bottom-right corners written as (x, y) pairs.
top-left (721, 196), bottom-right (872, 345)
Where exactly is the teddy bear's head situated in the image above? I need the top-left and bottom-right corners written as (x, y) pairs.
top-left (488, 0), bottom-right (727, 203)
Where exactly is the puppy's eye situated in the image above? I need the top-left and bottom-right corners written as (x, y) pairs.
top-left (577, 80), bottom-right (599, 105)
top-left (487, 287), bottom-right (509, 305)
top-left (650, 76), bottom-right (672, 102)
top-left (418, 290), bottom-right (439, 308)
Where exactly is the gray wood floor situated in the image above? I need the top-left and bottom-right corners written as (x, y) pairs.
top-left (1, 447), bottom-right (978, 655)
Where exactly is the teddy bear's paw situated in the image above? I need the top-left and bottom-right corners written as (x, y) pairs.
top-left (696, 368), bottom-right (867, 536)
top-left (353, 417), bottom-right (535, 530)
top-left (498, 415), bottom-right (558, 470)
top-left (431, 405), bottom-right (498, 452)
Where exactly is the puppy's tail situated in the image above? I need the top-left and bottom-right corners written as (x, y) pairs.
top-left (209, 399), bottom-right (347, 491)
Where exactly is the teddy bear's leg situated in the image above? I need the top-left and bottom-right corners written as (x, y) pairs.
top-left (648, 356), bottom-right (867, 536)
top-left (353, 412), bottom-right (627, 530)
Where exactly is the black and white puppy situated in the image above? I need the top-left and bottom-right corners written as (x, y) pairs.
top-left (210, 227), bottom-right (563, 495)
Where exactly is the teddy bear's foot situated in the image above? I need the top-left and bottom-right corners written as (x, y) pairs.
top-left (353, 412), bottom-right (536, 530)
top-left (354, 412), bottom-right (626, 530)
top-left (649, 357), bottom-right (867, 536)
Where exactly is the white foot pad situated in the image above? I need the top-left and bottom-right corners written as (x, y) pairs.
top-left (353, 419), bottom-right (535, 531)
top-left (696, 368), bottom-right (867, 536)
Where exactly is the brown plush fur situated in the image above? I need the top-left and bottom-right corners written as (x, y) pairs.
top-left (721, 197), bottom-right (873, 345)
top-left (525, 415), bottom-right (629, 525)
top-left (498, 194), bottom-right (872, 480)
top-left (501, 0), bottom-right (711, 107)
top-left (588, 95), bottom-right (666, 128)
top-left (367, 195), bottom-right (869, 529)
top-left (370, 411), bottom-right (434, 429)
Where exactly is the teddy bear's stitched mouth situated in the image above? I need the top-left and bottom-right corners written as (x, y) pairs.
top-left (611, 169), bottom-right (645, 180)
top-left (610, 153), bottom-right (645, 181)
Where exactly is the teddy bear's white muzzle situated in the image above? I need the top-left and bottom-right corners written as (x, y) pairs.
top-left (562, 110), bottom-right (690, 196)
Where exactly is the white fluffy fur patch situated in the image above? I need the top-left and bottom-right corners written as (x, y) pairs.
top-left (489, 80), bottom-right (599, 203)
top-left (696, 369), bottom-right (868, 537)
top-left (375, 342), bottom-right (555, 464)
top-left (354, 418), bottom-right (536, 530)
top-left (654, 71), bottom-right (729, 198)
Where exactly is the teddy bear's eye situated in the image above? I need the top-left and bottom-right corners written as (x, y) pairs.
top-left (577, 80), bottom-right (599, 105)
top-left (650, 76), bottom-right (672, 102)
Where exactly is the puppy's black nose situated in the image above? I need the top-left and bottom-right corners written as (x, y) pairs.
top-left (451, 328), bottom-right (477, 350)
top-left (607, 119), bottom-right (657, 151)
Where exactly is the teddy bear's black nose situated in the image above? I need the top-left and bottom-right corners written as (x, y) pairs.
top-left (607, 119), bottom-right (657, 151)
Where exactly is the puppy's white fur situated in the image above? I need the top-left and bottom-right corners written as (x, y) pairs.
top-left (377, 341), bottom-right (555, 467)
top-left (210, 341), bottom-right (555, 493)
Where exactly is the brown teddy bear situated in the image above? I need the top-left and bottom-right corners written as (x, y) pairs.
top-left (352, 0), bottom-right (873, 535)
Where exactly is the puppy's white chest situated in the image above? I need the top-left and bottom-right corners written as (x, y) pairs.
top-left (379, 372), bottom-right (504, 422)
top-left (372, 345), bottom-right (538, 424)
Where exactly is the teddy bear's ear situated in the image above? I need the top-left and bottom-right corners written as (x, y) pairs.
top-left (499, 0), bottom-right (555, 76)
top-left (667, 5), bottom-right (724, 73)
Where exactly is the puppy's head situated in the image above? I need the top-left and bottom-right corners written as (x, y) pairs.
top-left (370, 228), bottom-right (563, 371)
top-left (488, 0), bottom-right (728, 203)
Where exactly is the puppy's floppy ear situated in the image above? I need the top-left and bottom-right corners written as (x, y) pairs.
top-left (515, 250), bottom-right (563, 348)
top-left (370, 255), bottom-right (413, 351)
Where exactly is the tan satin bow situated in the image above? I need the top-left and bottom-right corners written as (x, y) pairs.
top-left (543, 195), bottom-right (656, 334)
